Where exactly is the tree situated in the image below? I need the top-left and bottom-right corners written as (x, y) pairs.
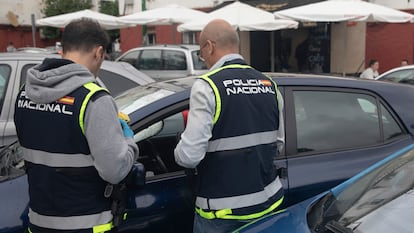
top-left (40, 0), bottom-right (93, 39)
top-left (100, 0), bottom-right (120, 52)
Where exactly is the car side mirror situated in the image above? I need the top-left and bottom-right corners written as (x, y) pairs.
top-left (127, 162), bottom-right (146, 186)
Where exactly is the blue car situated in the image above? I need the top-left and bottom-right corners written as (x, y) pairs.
top-left (3, 74), bottom-right (414, 232)
top-left (233, 143), bottom-right (414, 233)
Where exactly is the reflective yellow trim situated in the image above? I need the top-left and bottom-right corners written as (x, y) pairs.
top-left (79, 82), bottom-right (109, 134)
top-left (195, 207), bottom-right (216, 219)
top-left (93, 222), bottom-right (113, 233)
top-left (123, 212), bottom-right (128, 220)
top-left (28, 227), bottom-right (32, 233)
top-left (200, 64), bottom-right (253, 125)
top-left (265, 74), bottom-right (281, 111)
top-left (196, 196), bottom-right (284, 220)
top-left (199, 76), bottom-right (221, 124)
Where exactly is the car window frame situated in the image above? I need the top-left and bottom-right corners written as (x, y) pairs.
top-left (283, 86), bottom-right (407, 158)
top-left (129, 99), bottom-right (189, 180)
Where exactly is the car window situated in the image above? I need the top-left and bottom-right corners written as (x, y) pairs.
top-left (138, 50), bottom-right (162, 70)
top-left (294, 91), bottom-right (383, 153)
top-left (381, 104), bottom-right (404, 140)
top-left (20, 64), bottom-right (37, 87)
top-left (98, 69), bottom-right (139, 97)
top-left (133, 111), bottom-right (187, 178)
top-left (0, 65), bottom-right (11, 112)
top-left (191, 50), bottom-right (207, 70)
top-left (118, 50), bottom-right (140, 68)
top-left (380, 69), bottom-right (414, 84)
top-left (163, 50), bottom-right (187, 70)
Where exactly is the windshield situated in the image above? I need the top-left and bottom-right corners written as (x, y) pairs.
top-left (308, 145), bottom-right (414, 233)
top-left (116, 86), bottom-right (175, 114)
top-left (378, 69), bottom-right (414, 85)
top-left (115, 77), bottom-right (196, 114)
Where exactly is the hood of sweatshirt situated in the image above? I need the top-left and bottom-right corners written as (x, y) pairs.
top-left (25, 58), bottom-right (96, 104)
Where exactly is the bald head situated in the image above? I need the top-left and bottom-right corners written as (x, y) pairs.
top-left (201, 19), bottom-right (239, 52)
top-left (198, 19), bottom-right (239, 68)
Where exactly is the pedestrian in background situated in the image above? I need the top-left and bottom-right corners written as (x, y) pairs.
top-left (360, 59), bottom-right (379, 79)
top-left (174, 19), bottom-right (285, 233)
top-left (6, 41), bottom-right (16, 52)
top-left (14, 18), bottom-right (138, 233)
top-left (401, 59), bottom-right (409, 66)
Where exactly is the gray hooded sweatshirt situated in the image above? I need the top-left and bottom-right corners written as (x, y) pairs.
top-left (25, 58), bottom-right (139, 184)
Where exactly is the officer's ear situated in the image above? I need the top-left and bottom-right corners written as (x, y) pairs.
top-left (94, 45), bottom-right (105, 61)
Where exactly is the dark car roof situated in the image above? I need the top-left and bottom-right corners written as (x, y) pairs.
top-left (269, 73), bottom-right (414, 136)
top-left (124, 73), bottom-right (414, 136)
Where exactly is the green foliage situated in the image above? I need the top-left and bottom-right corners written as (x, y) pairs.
top-left (42, 0), bottom-right (93, 16)
top-left (100, 0), bottom-right (119, 16)
top-left (100, 0), bottom-right (120, 42)
top-left (40, 0), bottom-right (93, 39)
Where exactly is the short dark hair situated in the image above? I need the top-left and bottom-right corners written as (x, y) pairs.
top-left (368, 59), bottom-right (378, 67)
top-left (62, 18), bottom-right (109, 53)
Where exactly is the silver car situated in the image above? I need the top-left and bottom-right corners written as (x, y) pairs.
top-left (116, 44), bottom-right (208, 81)
top-left (0, 52), bottom-right (154, 148)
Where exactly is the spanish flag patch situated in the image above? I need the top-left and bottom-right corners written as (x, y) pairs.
top-left (260, 80), bottom-right (272, 86)
top-left (57, 96), bottom-right (75, 105)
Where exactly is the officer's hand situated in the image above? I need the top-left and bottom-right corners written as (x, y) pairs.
top-left (119, 119), bottom-right (134, 138)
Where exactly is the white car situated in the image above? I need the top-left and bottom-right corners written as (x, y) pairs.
top-left (375, 65), bottom-right (414, 85)
top-left (0, 52), bottom-right (154, 147)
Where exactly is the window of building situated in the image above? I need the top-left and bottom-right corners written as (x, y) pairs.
top-left (182, 32), bottom-right (197, 44)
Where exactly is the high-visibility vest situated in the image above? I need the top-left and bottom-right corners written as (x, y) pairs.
top-left (14, 82), bottom-right (113, 231)
top-left (195, 59), bottom-right (284, 220)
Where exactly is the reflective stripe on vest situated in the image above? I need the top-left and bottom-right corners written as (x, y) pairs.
top-left (22, 147), bottom-right (94, 167)
top-left (28, 208), bottom-right (112, 230)
top-left (195, 196), bottom-right (284, 220)
top-left (196, 177), bottom-right (282, 210)
top-left (79, 82), bottom-right (109, 134)
top-left (93, 222), bottom-right (113, 233)
top-left (207, 130), bottom-right (279, 152)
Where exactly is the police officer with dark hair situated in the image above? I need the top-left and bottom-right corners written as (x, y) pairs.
top-left (14, 18), bottom-right (138, 233)
top-left (174, 19), bottom-right (285, 233)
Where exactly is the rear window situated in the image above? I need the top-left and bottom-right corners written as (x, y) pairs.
top-left (98, 70), bottom-right (139, 97)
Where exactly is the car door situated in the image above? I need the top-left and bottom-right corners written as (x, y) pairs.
top-left (0, 60), bottom-right (15, 148)
top-left (0, 60), bottom-right (40, 148)
top-left (282, 86), bottom-right (412, 207)
top-left (119, 100), bottom-right (194, 233)
top-left (0, 142), bottom-right (29, 233)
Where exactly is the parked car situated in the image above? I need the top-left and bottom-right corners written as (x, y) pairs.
top-left (0, 52), bottom-right (154, 148)
top-left (115, 44), bottom-right (208, 81)
top-left (375, 64), bottom-right (414, 85)
top-left (233, 143), bottom-right (414, 233)
top-left (3, 74), bottom-right (414, 232)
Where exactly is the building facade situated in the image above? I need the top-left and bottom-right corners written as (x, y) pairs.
top-left (1, 0), bottom-right (413, 75)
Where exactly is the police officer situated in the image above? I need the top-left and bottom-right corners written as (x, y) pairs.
top-left (174, 19), bottom-right (285, 233)
top-left (14, 18), bottom-right (138, 233)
